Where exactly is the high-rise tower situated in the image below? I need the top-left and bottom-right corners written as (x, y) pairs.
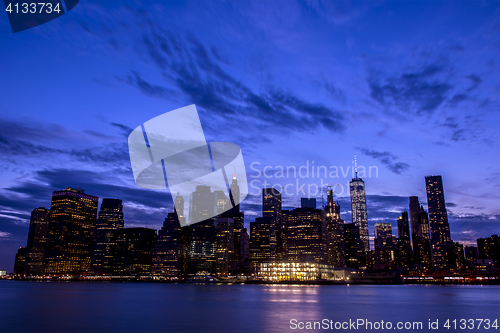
top-left (90, 198), bottom-right (124, 274)
top-left (350, 155), bottom-right (369, 252)
top-left (44, 188), bottom-right (99, 274)
top-left (425, 175), bottom-right (452, 269)
top-left (24, 207), bottom-right (50, 275)
top-left (324, 186), bottom-right (345, 267)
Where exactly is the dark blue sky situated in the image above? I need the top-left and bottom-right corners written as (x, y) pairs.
top-left (1, 0), bottom-right (499, 271)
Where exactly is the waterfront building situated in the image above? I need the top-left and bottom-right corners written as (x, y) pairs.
top-left (90, 198), bottom-right (124, 274)
top-left (350, 157), bottom-right (369, 252)
top-left (113, 227), bottom-right (157, 276)
top-left (285, 206), bottom-right (326, 264)
top-left (324, 187), bottom-right (345, 268)
top-left (14, 247), bottom-right (27, 275)
top-left (152, 212), bottom-right (182, 276)
top-left (24, 207), bottom-right (50, 275)
top-left (255, 261), bottom-right (333, 281)
top-left (425, 175), bottom-right (452, 269)
top-left (344, 223), bottom-right (365, 269)
top-left (215, 217), bottom-right (235, 275)
top-left (250, 216), bottom-right (276, 263)
top-left (262, 188), bottom-right (285, 259)
top-left (44, 188), bottom-right (99, 274)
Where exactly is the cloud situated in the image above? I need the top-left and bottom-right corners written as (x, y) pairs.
top-left (356, 147), bottom-right (410, 174)
top-left (367, 63), bottom-right (453, 114)
top-left (0, 232), bottom-right (11, 238)
top-left (124, 26), bottom-right (347, 137)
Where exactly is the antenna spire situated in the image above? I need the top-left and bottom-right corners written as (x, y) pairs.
top-left (354, 154), bottom-right (358, 178)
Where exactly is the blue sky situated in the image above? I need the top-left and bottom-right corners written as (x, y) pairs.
top-left (1, 0), bottom-right (499, 270)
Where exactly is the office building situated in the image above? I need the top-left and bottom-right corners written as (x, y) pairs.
top-left (262, 188), bottom-right (285, 259)
top-left (374, 223), bottom-right (392, 251)
top-left (250, 216), bottom-right (276, 263)
top-left (214, 217), bottom-right (235, 275)
top-left (324, 187), bottom-right (345, 268)
top-left (24, 207), bottom-right (50, 275)
top-left (152, 212), bottom-right (182, 276)
top-left (350, 159), bottom-right (369, 252)
top-left (14, 247), bottom-right (27, 275)
top-left (344, 223), bottom-right (365, 269)
top-left (413, 206), bottom-right (432, 270)
top-left (425, 175), bottom-right (452, 269)
top-left (44, 188), bottom-right (99, 274)
top-left (397, 211), bottom-right (413, 268)
top-left (90, 198), bottom-right (124, 274)
top-left (285, 207), bottom-right (326, 264)
top-left (301, 198), bottom-right (316, 209)
top-left (113, 227), bottom-right (157, 276)
top-left (477, 235), bottom-right (500, 266)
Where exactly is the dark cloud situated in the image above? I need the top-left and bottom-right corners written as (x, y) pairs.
top-left (356, 147), bottom-right (410, 174)
top-left (122, 71), bottom-right (176, 99)
top-left (124, 27), bottom-right (346, 136)
top-left (367, 64), bottom-right (453, 114)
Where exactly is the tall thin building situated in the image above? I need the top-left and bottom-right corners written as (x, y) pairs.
top-left (229, 174), bottom-right (241, 211)
top-left (44, 188), bottom-right (99, 274)
top-left (262, 188), bottom-right (285, 258)
top-left (425, 175), bottom-right (452, 269)
top-left (397, 211), bottom-right (413, 268)
top-left (413, 205), bottom-right (432, 270)
top-left (91, 198), bottom-right (124, 274)
top-left (152, 212), bottom-right (182, 276)
top-left (174, 193), bottom-right (186, 223)
top-left (214, 217), bottom-right (235, 275)
top-left (324, 187), bottom-right (345, 268)
top-left (24, 207), bottom-right (50, 275)
top-left (350, 156), bottom-right (369, 252)
top-left (344, 223), bottom-right (365, 269)
top-left (408, 196), bottom-right (420, 248)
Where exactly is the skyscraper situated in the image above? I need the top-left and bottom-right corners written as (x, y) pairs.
top-left (24, 207), bottom-right (50, 275)
top-left (44, 188), bottom-right (99, 274)
top-left (113, 227), bottom-right (157, 276)
top-left (262, 187), bottom-right (282, 219)
top-left (14, 247), bottom-right (27, 275)
top-left (425, 175), bottom-right (452, 269)
top-left (214, 217), bottom-right (235, 275)
top-left (262, 188), bottom-right (284, 258)
top-left (91, 198), bottom-right (124, 274)
top-left (250, 217), bottom-right (276, 262)
top-left (413, 205), bottom-right (432, 270)
top-left (408, 196), bottom-right (420, 248)
top-left (229, 174), bottom-right (241, 211)
top-left (189, 185), bottom-right (215, 224)
top-left (350, 157), bottom-right (369, 252)
top-left (324, 188), bottom-right (345, 268)
top-left (374, 223), bottom-right (392, 251)
top-left (344, 223), bottom-right (365, 269)
top-left (152, 212), bottom-right (182, 276)
top-left (396, 211), bottom-right (413, 268)
top-left (285, 207), bottom-right (326, 264)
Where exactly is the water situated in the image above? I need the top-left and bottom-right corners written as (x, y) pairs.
top-left (0, 281), bottom-right (498, 332)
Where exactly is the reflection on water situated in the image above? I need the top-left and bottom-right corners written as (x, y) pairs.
top-left (0, 281), bottom-right (498, 333)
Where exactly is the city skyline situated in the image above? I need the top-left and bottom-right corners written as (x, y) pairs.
top-left (7, 172), bottom-right (500, 275)
top-left (1, 0), bottom-right (500, 271)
